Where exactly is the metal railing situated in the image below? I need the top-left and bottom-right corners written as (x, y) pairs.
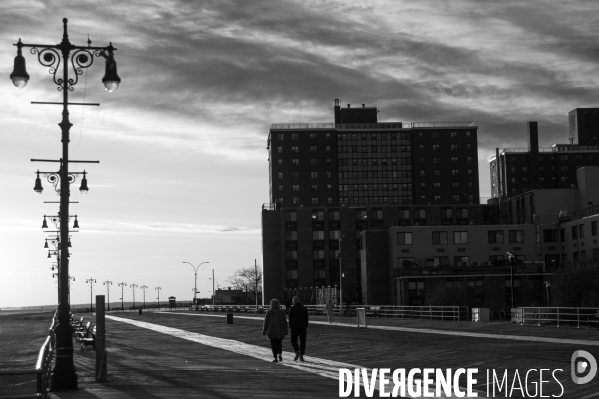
top-left (0, 313), bottom-right (55, 399)
top-left (516, 307), bottom-right (599, 328)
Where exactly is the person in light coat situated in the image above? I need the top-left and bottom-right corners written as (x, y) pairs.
top-left (262, 298), bottom-right (288, 363)
top-left (324, 299), bottom-right (335, 324)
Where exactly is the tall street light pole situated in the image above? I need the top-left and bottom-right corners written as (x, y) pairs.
top-left (212, 270), bottom-right (215, 309)
top-left (103, 281), bottom-right (112, 312)
top-left (140, 285), bottom-right (148, 309)
top-left (118, 282), bottom-right (127, 311)
top-left (86, 278), bottom-right (96, 312)
top-left (130, 284), bottom-right (138, 310)
top-left (182, 261), bottom-right (209, 311)
top-left (11, 18), bottom-right (121, 390)
top-left (155, 286), bottom-right (162, 310)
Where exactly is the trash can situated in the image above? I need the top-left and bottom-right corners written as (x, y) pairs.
top-left (138, 308), bottom-right (142, 315)
top-left (357, 308), bottom-right (367, 328)
top-left (226, 313), bottom-right (234, 324)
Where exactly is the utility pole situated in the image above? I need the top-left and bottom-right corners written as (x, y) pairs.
top-left (130, 284), bottom-right (138, 310)
top-left (212, 269), bottom-right (215, 309)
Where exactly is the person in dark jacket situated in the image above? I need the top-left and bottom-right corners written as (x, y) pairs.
top-left (288, 295), bottom-right (309, 362)
top-left (262, 298), bottom-right (288, 363)
top-left (284, 297), bottom-right (292, 315)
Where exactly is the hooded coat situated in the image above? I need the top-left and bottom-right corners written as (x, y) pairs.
top-left (262, 304), bottom-right (288, 340)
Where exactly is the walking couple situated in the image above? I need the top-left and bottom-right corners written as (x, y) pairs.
top-left (262, 296), bottom-right (308, 363)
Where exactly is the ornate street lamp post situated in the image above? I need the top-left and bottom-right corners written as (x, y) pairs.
top-left (85, 277), bottom-right (96, 312)
top-left (118, 282), bottom-right (127, 311)
top-left (155, 286), bottom-right (162, 310)
top-left (130, 284), bottom-right (138, 310)
top-left (140, 285), bottom-right (148, 309)
top-left (11, 18), bottom-right (121, 390)
top-left (182, 261), bottom-right (209, 311)
top-left (103, 281), bottom-right (113, 312)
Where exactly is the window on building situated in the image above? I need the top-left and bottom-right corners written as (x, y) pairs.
top-left (310, 172), bottom-right (318, 179)
top-left (450, 131), bottom-right (457, 138)
top-left (592, 221), bottom-right (597, 236)
top-left (311, 197), bottom-right (318, 204)
top-left (277, 159), bottom-right (283, 166)
top-left (433, 144), bottom-right (440, 151)
top-left (433, 257), bottom-right (449, 267)
top-left (310, 146), bottom-right (317, 152)
top-left (434, 195), bottom-right (441, 202)
top-left (467, 157), bottom-right (472, 163)
top-left (432, 231), bottom-right (448, 245)
top-left (286, 250), bottom-right (298, 260)
top-left (488, 230), bottom-right (504, 243)
top-left (398, 209), bottom-right (410, 219)
top-left (415, 209), bottom-right (426, 219)
top-left (451, 170), bottom-right (458, 176)
top-left (312, 231), bottom-right (324, 240)
top-left (277, 133), bottom-right (284, 140)
top-left (543, 229), bottom-right (559, 242)
top-left (419, 157), bottom-right (425, 164)
top-left (326, 133), bottom-right (330, 139)
top-left (452, 182), bottom-right (459, 189)
top-left (285, 211), bottom-right (297, 221)
top-left (311, 184), bottom-right (318, 191)
top-left (467, 169), bottom-right (473, 175)
top-left (452, 195), bottom-right (460, 202)
top-left (311, 159), bottom-right (317, 165)
top-left (572, 226), bottom-right (578, 239)
top-left (451, 144), bottom-right (458, 151)
top-left (433, 170), bottom-right (441, 176)
top-left (508, 230), bottom-right (524, 243)
top-left (278, 185), bottom-right (283, 192)
top-left (291, 133), bottom-right (298, 140)
top-left (293, 172), bottom-right (299, 178)
top-left (454, 256), bottom-right (469, 264)
top-left (292, 159), bottom-right (299, 165)
top-left (285, 231), bottom-right (297, 241)
top-left (329, 230), bottom-right (340, 240)
top-left (312, 250), bottom-right (325, 259)
top-left (466, 144), bottom-right (472, 150)
top-left (432, 132), bottom-right (439, 138)
top-left (397, 232), bottom-right (413, 245)
top-left (453, 231), bottom-right (469, 244)
top-left (419, 145), bottom-right (424, 151)
top-left (292, 185), bottom-right (299, 191)
top-left (579, 224), bottom-right (585, 238)
top-left (291, 146), bottom-right (299, 153)
top-left (433, 157), bottom-right (440, 164)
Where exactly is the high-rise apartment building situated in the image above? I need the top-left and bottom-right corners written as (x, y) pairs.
top-left (262, 100), bottom-right (484, 304)
top-left (267, 100), bottom-right (480, 208)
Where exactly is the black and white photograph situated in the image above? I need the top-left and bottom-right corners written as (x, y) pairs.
top-left (1, 1), bottom-right (598, 397)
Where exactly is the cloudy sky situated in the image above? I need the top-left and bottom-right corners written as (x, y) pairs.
top-left (1, 0), bottom-right (598, 308)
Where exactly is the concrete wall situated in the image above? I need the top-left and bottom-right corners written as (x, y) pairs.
top-left (360, 230), bottom-right (389, 305)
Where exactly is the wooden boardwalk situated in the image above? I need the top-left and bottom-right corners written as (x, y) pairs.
top-left (47, 311), bottom-right (599, 398)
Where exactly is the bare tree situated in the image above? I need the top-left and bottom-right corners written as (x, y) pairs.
top-left (225, 260), bottom-right (262, 308)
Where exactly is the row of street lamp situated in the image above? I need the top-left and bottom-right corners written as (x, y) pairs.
top-left (12, 18), bottom-right (122, 390)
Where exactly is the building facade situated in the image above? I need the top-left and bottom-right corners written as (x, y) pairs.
top-left (268, 100), bottom-right (480, 209)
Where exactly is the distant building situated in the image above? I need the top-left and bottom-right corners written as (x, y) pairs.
top-left (490, 114), bottom-right (599, 199)
top-left (267, 99), bottom-right (480, 209)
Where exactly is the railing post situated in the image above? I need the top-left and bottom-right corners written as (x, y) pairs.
top-left (556, 308), bottom-right (559, 328)
top-left (577, 308), bottom-right (580, 329)
top-left (538, 307), bottom-right (541, 327)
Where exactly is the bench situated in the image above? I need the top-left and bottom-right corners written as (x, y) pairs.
top-left (71, 316), bottom-right (84, 328)
top-left (74, 322), bottom-right (94, 341)
top-left (587, 311), bottom-right (599, 331)
top-left (80, 326), bottom-right (96, 351)
top-left (366, 306), bottom-right (381, 319)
